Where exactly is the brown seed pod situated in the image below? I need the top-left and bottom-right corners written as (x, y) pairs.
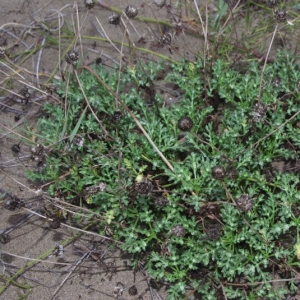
top-left (65, 50), bottom-right (79, 65)
top-left (178, 116), bottom-right (193, 131)
top-left (212, 166), bottom-right (226, 180)
top-left (135, 178), bottom-right (153, 195)
top-left (236, 194), bottom-right (254, 212)
top-left (108, 13), bottom-right (121, 25)
top-left (171, 224), bottom-right (186, 237)
top-left (84, 0), bottom-right (95, 9)
top-left (274, 9), bottom-right (287, 23)
top-left (159, 33), bottom-right (172, 45)
top-left (125, 5), bottom-right (138, 18)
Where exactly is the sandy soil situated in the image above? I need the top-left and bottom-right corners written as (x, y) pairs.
top-left (0, 0), bottom-right (205, 299)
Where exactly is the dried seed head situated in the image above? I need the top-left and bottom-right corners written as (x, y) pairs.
top-left (205, 223), bottom-right (222, 240)
top-left (0, 233), bottom-right (11, 244)
top-left (268, 0), bottom-right (277, 8)
top-left (65, 50), bottom-right (79, 65)
top-left (296, 80), bottom-right (300, 91)
top-left (0, 47), bottom-right (5, 58)
top-left (212, 166), bottom-right (226, 180)
top-left (4, 197), bottom-right (23, 211)
top-left (154, 0), bottom-right (166, 8)
top-left (272, 77), bottom-right (282, 87)
top-left (95, 57), bottom-right (103, 65)
top-left (171, 224), bottom-right (186, 237)
top-left (84, 0), bottom-right (95, 9)
top-left (37, 157), bottom-right (47, 172)
top-left (112, 110), bottom-right (122, 123)
top-left (253, 102), bottom-right (267, 122)
top-left (128, 285), bottom-right (138, 296)
top-left (73, 136), bottom-right (85, 148)
top-left (31, 144), bottom-right (44, 157)
top-left (155, 196), bottom-right (169, 207)
top-left (50, 218), bottom-right (61, 229)
top-left (125, 5), bottom-right (138, 18)
top-left (226, 166), bottom-right (237, 179)
top-left (135, 178), bottom-right (153, 195)
top-left (11, 144), bottom-right (21, 154)
top-left (19, 87), bottom-right (30, 101)
top-left (274, 9), bottom-right (287, 23)
top-left (159, 33), bottom-right (172, 45)
top-left (178, 116), bottom-right (193, 131)
top-left (236, 194), bottom-right (254, 212)
top-left (108, 13), bottom-right (121, 25)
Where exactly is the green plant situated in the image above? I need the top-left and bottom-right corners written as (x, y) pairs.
top-left (27, 50), bottom-right (300, 299)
